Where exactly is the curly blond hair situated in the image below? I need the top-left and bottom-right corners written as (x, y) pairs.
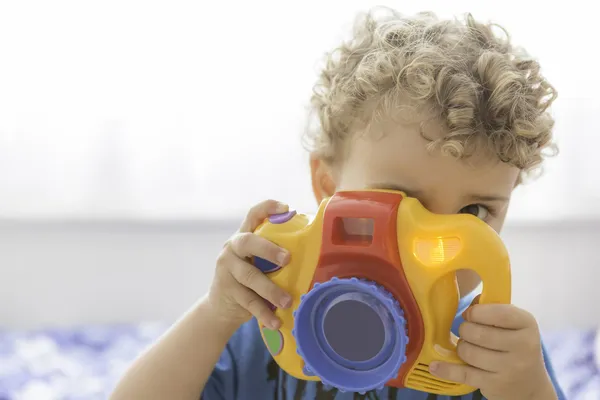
top-left (306, 8), bottom-right (557, 179)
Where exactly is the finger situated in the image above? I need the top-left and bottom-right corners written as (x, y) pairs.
top-left (458, 321), bottom-right (521, 352)
top-left (229, 232), bottom-right (290, 266)
top-left (429, 360), bottom-right (492, 388)
top-left (239, 200), bottom-right (288, 232)
top-left (464, 303), bottom-right (534, 330)
top-left (456, 339), bottom-right (507, 373)
top-left (232, 285), bottom-right (281, 330)
top-left (229, 256), bottom-right (292, 309)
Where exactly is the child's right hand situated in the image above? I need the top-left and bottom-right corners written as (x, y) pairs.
top-left (207, 200), bottom-right (293, 331)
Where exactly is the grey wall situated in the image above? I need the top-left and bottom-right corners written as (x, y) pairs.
top-left (0, 220), bottom-right (598, 330)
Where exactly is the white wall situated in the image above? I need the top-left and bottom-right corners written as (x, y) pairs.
top-left (0, 1), bottom-right (598, 223)
top-left (0, 220), bottom-right (598, 330)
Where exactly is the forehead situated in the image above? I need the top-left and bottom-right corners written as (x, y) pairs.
top-left (339, 117), bottom-right (519, 197)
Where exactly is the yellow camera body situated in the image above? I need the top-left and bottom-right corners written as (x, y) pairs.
top-left (252, 190), bottom-right (511, 396)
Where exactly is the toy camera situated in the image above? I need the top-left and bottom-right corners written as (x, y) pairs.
top-left (252, 190), bottom-right (511, 396)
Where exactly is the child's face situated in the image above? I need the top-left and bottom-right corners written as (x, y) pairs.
top-left (311, 117), bottom-right (520, 234)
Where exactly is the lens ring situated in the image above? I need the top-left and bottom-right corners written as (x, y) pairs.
top-left (293, 278), bottom-right (408, 393)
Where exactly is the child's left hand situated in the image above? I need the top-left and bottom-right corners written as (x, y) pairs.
top-left (429, 297), bottom-right (558, 400)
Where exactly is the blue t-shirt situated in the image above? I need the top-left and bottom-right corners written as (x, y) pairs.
top-left (203, 289), bottom-right (566, 400)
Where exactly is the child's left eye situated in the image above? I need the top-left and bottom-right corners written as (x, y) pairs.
top-left (458, 204), bottom-right (489, 220)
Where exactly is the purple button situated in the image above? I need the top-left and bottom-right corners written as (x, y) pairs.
top-left (269, 210), bottom-right (297, 224)
top-left (265, 299), bottom-right (277, 311)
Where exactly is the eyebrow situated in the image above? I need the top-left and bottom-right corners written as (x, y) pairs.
top-left (367, 183), bottom-right (510, 203)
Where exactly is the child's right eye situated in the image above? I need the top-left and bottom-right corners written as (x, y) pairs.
top-left (458, 204), bottom-right (490, 220)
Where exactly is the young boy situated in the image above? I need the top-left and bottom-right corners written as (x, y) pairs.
top-left (110, 8), bottom-right (565, 400)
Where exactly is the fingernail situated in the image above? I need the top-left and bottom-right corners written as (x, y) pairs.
top-left (269, 318), bottom-right (281, 330)
top-left (280, 294), bottom-right (292, 309)
top-left (462, 309), bottom-right (469, 321)
top-left (429, 362), bottom-right (440, 373)
top-left (276, 250), bottom-right (289, 266)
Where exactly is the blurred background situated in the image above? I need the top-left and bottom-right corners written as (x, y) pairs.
top-left (0, 0), bottom-right (598, 399)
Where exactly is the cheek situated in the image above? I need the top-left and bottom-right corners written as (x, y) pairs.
top-left (336, 161), bottom-right (372, 190)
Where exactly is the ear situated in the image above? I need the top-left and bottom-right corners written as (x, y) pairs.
top-left (310, 154), bottom-right (336, 204)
